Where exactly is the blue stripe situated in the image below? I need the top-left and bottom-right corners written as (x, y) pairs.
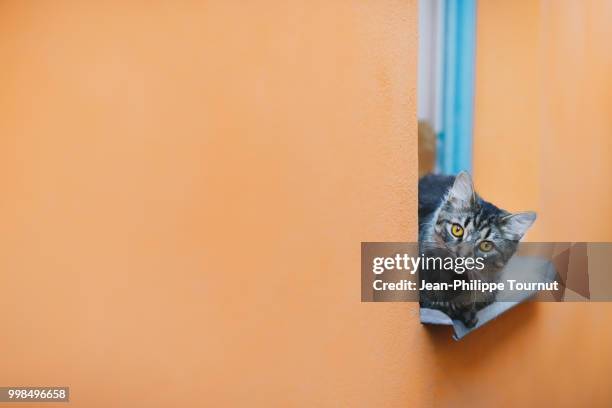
top-left (438, 0), bottom-right (477, 175)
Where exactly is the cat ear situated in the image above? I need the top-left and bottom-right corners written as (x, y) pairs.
top-left (447, 171), bottom-right (475, 206)
top-left (500, 211), bottom-right (537, 240)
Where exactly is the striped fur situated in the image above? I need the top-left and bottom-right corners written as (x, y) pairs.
top-left (418, 172), bottom-right (536, 328)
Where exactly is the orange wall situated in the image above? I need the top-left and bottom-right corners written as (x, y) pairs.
top-left (0, 1), bottom-right (429, 407)
top-left (469, 1), bottom-right (612, 407)
top-left (474, 0), bottom-right (612, 242)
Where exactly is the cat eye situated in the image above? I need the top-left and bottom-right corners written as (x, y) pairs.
top-left (450, 223), bottom-right (464, 238)
top-left (479, 240), bottom-right (493, 252)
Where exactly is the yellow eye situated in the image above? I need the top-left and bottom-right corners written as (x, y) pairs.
top-left (450, 224), bottom-right (464, 238)
top-left (479, 241), bottom-right (493, 252)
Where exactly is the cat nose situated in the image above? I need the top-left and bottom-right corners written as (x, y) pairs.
top-left (458, 245), bottom-right (474, 258)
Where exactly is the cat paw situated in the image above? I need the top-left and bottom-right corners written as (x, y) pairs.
top-left (462, 311), bottom-right (478, 328)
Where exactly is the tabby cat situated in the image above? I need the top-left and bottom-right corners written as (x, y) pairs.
top-left (418, 172), bottom-right (536, 328)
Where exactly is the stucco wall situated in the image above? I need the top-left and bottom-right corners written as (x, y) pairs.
top-left (0, 1), bottom-right (424, 407)
top-left (473, 0), bottom-right (612, 242)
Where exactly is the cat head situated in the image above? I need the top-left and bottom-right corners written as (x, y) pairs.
top-left (430, 171), bottom-right (536, 274)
